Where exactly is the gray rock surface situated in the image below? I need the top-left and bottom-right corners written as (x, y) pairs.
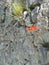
top-left (0, 0), bottom-right (49, 65)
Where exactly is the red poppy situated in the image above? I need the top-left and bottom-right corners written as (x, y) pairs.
top-left (26, 25), bottom-right (37, 32)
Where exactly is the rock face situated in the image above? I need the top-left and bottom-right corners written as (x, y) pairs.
top-left (0, 0), bottom-right (49, 65)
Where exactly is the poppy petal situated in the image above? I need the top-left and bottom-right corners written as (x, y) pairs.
top-left (26, 27), bottom-right (31, 31)
top-left (26, 26), bottom-right (37, 32)
top-left (31, 26), bottom-right (37, 31)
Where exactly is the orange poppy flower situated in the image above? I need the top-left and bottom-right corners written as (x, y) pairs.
top-left (26, 25), bottom-right (37, 32)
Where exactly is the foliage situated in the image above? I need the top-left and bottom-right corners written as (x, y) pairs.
top-left (12, 3), bottom-right (24, 16)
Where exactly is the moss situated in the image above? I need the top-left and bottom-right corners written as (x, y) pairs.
top-left (42, 42), bottom-right (49, 48)
top-left (29, 2), bottom-right (40, 11)
top-left (29, 4), bottom-right (35, 11)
